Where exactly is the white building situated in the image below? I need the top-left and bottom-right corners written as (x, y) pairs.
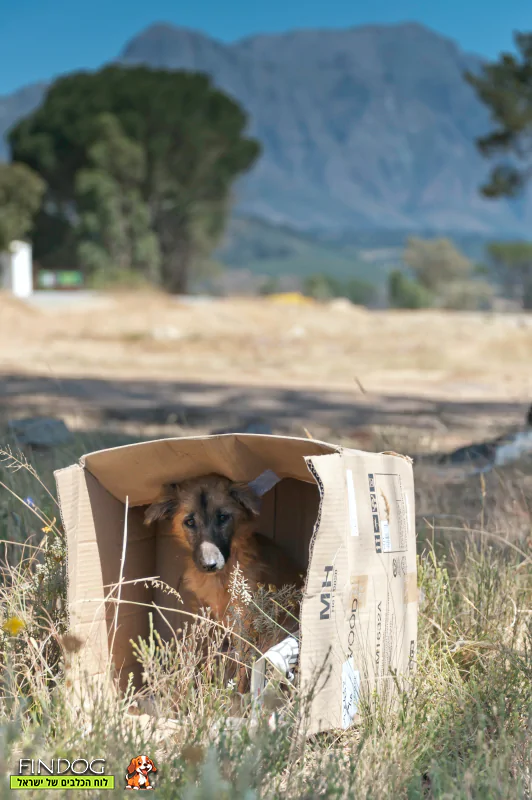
top-left (0, 240), bottom-right (33, 298)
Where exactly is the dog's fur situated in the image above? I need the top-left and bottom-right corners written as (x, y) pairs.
top-left (144, 474), bottom-right (303, 623)
top-left (125, 755), bottom-right (156, 790)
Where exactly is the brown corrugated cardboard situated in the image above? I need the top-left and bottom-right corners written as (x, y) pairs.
top-left (54, 433), bottom-right (417, 735)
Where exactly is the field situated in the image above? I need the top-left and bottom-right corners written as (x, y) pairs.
top-left (1, 290), bottom-right (532, 797)
top-left (1, 290), bottom-right (531, 441)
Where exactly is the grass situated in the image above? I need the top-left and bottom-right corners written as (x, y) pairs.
top-left (0, 427), bottom-right (532, 798)
top-left (5, 293), bottom-right (532, 402)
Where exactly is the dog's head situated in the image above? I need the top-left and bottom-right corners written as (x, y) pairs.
top-left (126, 755), bottom-right (156, 777)
top-left (144, 474), bottom-right (260, 573)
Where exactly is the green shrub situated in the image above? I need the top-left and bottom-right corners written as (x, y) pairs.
top-left (303, 273), bottom-right (376, 305)
top-left (439, 279), bottom-right (495, 311)
top-left (388, 269), bottom-right (433, 309)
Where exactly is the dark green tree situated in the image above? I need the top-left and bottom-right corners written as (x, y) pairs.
top-left (388, 270), bottom-right (433, 309)
top-left (486, 241), bottom-right (532, 309)
top-left (303, 273), bottom-right (376, 305)
top-left (0, 163), bottom-right (45, 252)
top-left (9, 66), bottom-right (260, 293)
top-left (75, 113), bottom-right (160, 283)
top-left (465, 33), bottom-right (532, 198)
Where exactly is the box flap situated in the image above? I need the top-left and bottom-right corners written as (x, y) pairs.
top-left (55, 464), bottom-right (156, 685)
top-left (79, 433), bottom-right (339, 506)
top-left (300, 448), bottom-right (417, 735)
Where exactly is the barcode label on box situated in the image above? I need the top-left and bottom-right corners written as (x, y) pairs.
top-left (381, 519), bottom-right (392, 552)
top-left (368, 472), bottom-right (409, 554)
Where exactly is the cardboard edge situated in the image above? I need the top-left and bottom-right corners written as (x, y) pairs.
top-left (299, 451), bottom-right (345, 734)
top-left (302, 455), bottom-right (329, 594)
top-left (54, 463), bottom-right (84, 635)
top-left (299, 449), bottom-right (416, 735)
top-left (78, 432), bottom-right (342, 467)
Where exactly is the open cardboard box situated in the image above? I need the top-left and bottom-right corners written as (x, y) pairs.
top-left (54, 433), bottom-right (417, 735)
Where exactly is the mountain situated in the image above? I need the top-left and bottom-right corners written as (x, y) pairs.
top-left (216, 214), bottom-right (383, 281)
top-left (1, 22), bottom-right (530, 233)
top-left (215, 215), bottom-right (492, 284)
top-left (0, 82), bottom-right (47, 159)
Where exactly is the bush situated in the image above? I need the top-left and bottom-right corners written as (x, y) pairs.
top-left (303, 273), bottom-right (376, 305)
top-left (403, 237), bottom-right (473, 293)
top-left (388, 269), bottom-right (433, 309)
top-left (258, 277), bottom-right (281, 296)
top-left (439, 279), bottom-right (495, 311)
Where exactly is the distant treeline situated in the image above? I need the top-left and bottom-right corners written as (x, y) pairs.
top-left (2, 31), bottom-right (532, 306)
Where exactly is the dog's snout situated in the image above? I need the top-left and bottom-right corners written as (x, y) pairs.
top-left (198, 541), bottom-right (225, 572)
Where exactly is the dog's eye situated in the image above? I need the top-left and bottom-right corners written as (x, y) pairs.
top-left (217, 512), bottom-right (230, 524)
top-left (184, 516), bottom-right (195, 529)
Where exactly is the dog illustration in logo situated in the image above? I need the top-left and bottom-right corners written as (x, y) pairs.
top-left (125, 755), bottom-right (157, 790)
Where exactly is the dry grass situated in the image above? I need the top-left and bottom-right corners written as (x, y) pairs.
top-left (0, 423), bottom-right (531, 797)
top-left (2, 293), bottom-right (532, 402)
top-left (1, 290), bottom-right (532, 795)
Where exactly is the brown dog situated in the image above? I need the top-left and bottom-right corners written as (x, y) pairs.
top-left (144, 474), bottom-right (303, 623)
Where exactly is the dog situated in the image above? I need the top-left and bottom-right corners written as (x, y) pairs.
top-left (125, 755), bottom-right (157, 789)
top-left (145, 474), bottom-right (303, 692)
top-left (144, 474), bottom-right (303, 623)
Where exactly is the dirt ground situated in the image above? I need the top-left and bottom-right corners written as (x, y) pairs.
top-left (2, 290), bottom-right (532, 452)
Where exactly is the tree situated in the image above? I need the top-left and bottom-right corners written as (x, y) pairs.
top-left (465, 33), bottom-right (532, 198)
top-left (403, 237), bottom-right (473, 293)
top-left (486, 241), bottom-right (532, 309)
top-left (388, 270), bottom-right (433, 309)
top-left (75, 114), bottom-right (160, 283)
top-left (343, 278), bottom-right (377, 306)
top-left (9, 66), bottom-right (260, 293)
top-left (0, 162), bottom-right (45, 252)
top-left (438, 279), bottom-right (494, 311)
top-left (303, 273), bottom-right (377, 305)
top-left (303, 273), bottom-right (336, 301)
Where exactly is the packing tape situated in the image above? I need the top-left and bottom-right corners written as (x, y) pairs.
top-left (248, 469), bottom-right (282, 498)
top-left (404, 572), bottom-right (418, 604)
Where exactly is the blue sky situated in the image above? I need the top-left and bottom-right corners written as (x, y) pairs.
top-left (1, 0), bottom-right (531, 95)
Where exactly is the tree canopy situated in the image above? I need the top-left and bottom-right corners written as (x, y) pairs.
top-left (0, 163), bottom-right (45, 253)
top-left (465, 33), bottom-right (532, 198)
top-left (9, 65), bottom-right (261, 292)
top-left (396, 237), bottom-right (492, 310)
top-left (486, 240), bottom-right (532, 309)
top-left (403, 237), bottom-right (472, 293)
top-left (388, 269), bottom-right (433, 309)
top-left (75, 113), bottom-right (160, 283)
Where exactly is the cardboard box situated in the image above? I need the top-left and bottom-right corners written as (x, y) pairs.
top-left (55, 433), bottom-right (417, 735)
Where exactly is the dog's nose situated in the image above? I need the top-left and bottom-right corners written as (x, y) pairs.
top-left (198, 542), bottom-right (225, 571)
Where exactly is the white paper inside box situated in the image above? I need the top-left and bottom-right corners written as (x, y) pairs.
top-left (54, 433), bottom-right (417, 735)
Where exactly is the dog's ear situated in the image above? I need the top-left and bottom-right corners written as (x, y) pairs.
top-left (230, 481), bottom-right (261, 517)
top-left (148, 759), bottom-right (157, 772)
top-left (126, 759), bottom-right (137, 776)
top-left (144, 484), bottom-right (180, 525)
